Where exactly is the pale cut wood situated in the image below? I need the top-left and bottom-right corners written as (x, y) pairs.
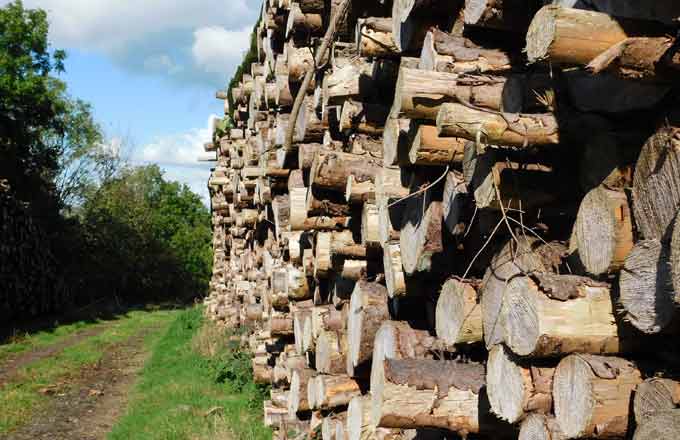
top-left (500, 274), bottom-right (621, 357)
top-left (383, 243), bottom-right (406, 298)
top-left (441, 170), bottom-right (468, 236)
top-left (519, 414), bottom-right (567, 440)
top-left (339, 100), bottom-right (389, 136)
top-left (316, 330), bottom-right (347, 374)
top-left (573, 186), bottom-right (633, 276)
top-left (310, 150), bottom-right (382, 194)
top-left (632, 126), bottom-right (680, 241)
top-left (436, 278), bottom-right (482, 346)
top-left (347, 282), bottom-right (389, 377)
top-left (289, 368), bottom-right (315, 415)
top-left (527, 5), bottom-right (642, 65)
top-left (436, 103), bottom-right (559, 148)
top-left (372, 358), bottom-right (510, 437)
top-left (634, 409), bottom-right (680, 440)
top-left (309, 374), bottom-right (361, 410)
top-left (361, 203), bottom-right (380, 248)
top-left (553, 354), bottom-right (642, 438)
top-left (356, 17), bottom-right (399, 58)
top-left (487, 345), bottom-right (555, 423)
top-left (382, 118), bottom-right (412, 167)
top-left (619, 239), bottom-right (675, 334)
top-left (634, 378), bottom-right (680, 425)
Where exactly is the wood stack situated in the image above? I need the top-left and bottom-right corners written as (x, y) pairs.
top-left (203, 0), bottom-right (680, 438)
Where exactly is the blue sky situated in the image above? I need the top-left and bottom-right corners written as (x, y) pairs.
top-left (1, 0), bottom-right (263, 203)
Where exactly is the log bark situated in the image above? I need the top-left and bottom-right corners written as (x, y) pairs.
top-left (519, 414), bottom-right (567, 440)
top-left (526, 5), bottom-right (661, 65)
top-left (573, 186), bottom-right (633, 276)
top-left (487, 345), bottom-right (555, 423)
top-left (553, 354), bottom-right (642, 438)
top-left (339, 99), bottom-right (389, 136)
top-left (372, 358), bottom-right (510, 437)
top-left (632, 126), bottom-right (680, 241)
top-left (391, 68), bottom-right (511, 121)
top-left (271, 314), bottom-right (294, 336)
top-left (619, 239), bottom-right (675, 334)
top-left (419, 28), bottom-right (513, 74)
top-left (587, 36), bottom-right (680, 82)
top-left (436, 103), bottom-right (559, 147)
top-left (435, 278), bottom-right (483, 346)
top-left (347, 281), bottom-right (389, 377)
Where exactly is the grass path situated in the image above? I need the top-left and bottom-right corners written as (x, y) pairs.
top-left (109, 307), bottom-right (271, 440)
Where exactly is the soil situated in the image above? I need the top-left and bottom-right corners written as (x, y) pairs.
top-left (0, 325), bottom-right (111, 386)
top-left (1, 329), bottom-right (156, 440)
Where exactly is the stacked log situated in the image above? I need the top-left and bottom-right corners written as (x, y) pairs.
top-left (203, 1), bottom-right (680, 439)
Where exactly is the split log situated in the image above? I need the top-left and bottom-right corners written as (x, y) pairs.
top-left (619, 240), bottom-right (675, 334)
top-left (419, 28), bottom-right (513, 74)
top-left (487, 345), bottom-right (555, 423)
top-left (572, 186), bottom-right (633, 276)
top-left (310, 150), bottom-right (381, 194)
top-left (308, 374), bottom-right (361, 410)
top-left (436, 103), bottom-right (559, 147)
top-left (347, 281), bottom-right (389, 377)
top-left (499, 274), bottom-right (621, 357)
top-left (553, 354), bottom-right (642, 438)
top-left (391, 68), bottom-right (510, 121)
top-left (634, 409), bottom-right (680, 440)
top-left (316, 330), bottom-right (348, 374)
top-left (435, 278), bottom-right (483, 346)
top-left (519, 414), bottom-right (567, 440)
top-left (632, 126), bottom-right (680, 241)
top-left (371, 358), bottom-right (510, 437)
top-left (356, 17), bottom-right (399, 58)
top-left (409, 123), bottom-right (467, 166)
top-left (634, 378), bottom-right (680, 425)
top-left (526, 5), bottom-right (662, 65)
top-left (464, 0), bottom-right (543, 31)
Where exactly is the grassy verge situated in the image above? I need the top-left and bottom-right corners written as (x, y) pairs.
top-left (0, 308), bottom-right (180, 434)
top-left (109, 307), bottom-right (271, 440)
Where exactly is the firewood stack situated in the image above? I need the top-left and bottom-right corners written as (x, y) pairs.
top-left (203, 0), bottom-right (680, 438)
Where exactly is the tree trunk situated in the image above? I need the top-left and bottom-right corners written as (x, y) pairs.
top-left (526, 5), bottom-right (655, 65)
top-left (356, 17), bottom-right (400, 58)
top-left (619, 240), bottom-right (675, 334)
top-left (391, 68), bottom-right (510, 121)
top-left (347, 282), bottom-right (389, 377)
top-left (435, 278), bottom-right (483, 346)
top-left (573, 186), bottom-right (633, 276)
top-left (419, 28), bottom-right (513, 74)
top-left (632, 126), bottom-right (680, 241)
top-left (436, 103), bottom-right (560, 147)
top-left (409, 123), bottom-right (467, 166)
top-left (308, 374), bottom-right (362, 410)
top-left (372, 358), bottom-right (510, 437)
top-left (487, 345), bottom-right (555, 423)
top-left (553, 354), bottom-right (642, 438)
top-left (311, 150), bottom-right (382, 194)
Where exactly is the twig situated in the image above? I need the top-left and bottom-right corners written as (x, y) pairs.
top-left (387, 166), bottom-right (449, 209)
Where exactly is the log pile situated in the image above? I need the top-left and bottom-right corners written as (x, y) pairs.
top-left (202, 0), bottom-right (680, 438)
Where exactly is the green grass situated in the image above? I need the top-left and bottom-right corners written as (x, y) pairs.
top-left (0, 308), bottom-right (180, 434)
top-left (109, 307), bottom-right (271, 440)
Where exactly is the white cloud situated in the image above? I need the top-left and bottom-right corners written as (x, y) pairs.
top-left (7, 0), bottom-right (258, 51)
top-left (136, 115), bottom-right (218, 167)
top-left (143, 54), bottom-right (183, 75)
top-left (192, 25), bottom-right (252, 74)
